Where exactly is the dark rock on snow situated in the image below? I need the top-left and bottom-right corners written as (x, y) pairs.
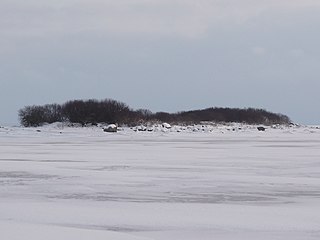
top-left (257, 126), bottom-right (266, 131)
top-left (103, 124), bottom-right (117, 133)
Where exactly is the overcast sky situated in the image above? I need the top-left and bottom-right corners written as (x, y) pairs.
top-left (1, 0), bottom-right (320, 125)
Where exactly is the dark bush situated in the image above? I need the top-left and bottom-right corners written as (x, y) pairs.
top-left (62, 99), bottom-right (130, 125)
top-left (19, 104), bottom-right (63, 127)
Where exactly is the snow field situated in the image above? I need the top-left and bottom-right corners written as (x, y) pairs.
top-left (0, 125), bottom-right (320, 239)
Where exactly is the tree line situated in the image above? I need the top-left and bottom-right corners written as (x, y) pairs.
top-left (18, 98), bottom-right (291, 127)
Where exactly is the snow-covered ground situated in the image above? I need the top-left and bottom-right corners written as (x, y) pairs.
top-left (0, 124), bottom-right (320, 239)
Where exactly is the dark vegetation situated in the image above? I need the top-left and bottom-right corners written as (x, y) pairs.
top-left (18, 98), bottom-right (291, 127)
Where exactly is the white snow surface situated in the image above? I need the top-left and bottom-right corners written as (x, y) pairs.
top-left (1, 124), bottom-right (320, 239)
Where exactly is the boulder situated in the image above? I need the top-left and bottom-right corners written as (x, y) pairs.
top-left (257, 126), bottom-right (266, 131)
top-left (103, 124), bottom-right (117, 133)
top-left (137, 126), bottom-right (147, 132)
top-left (162, 123), bottom-right (172, 129)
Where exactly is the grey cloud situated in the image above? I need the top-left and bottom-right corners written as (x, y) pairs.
top-left (2, 0), bottom-right (320, 38)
